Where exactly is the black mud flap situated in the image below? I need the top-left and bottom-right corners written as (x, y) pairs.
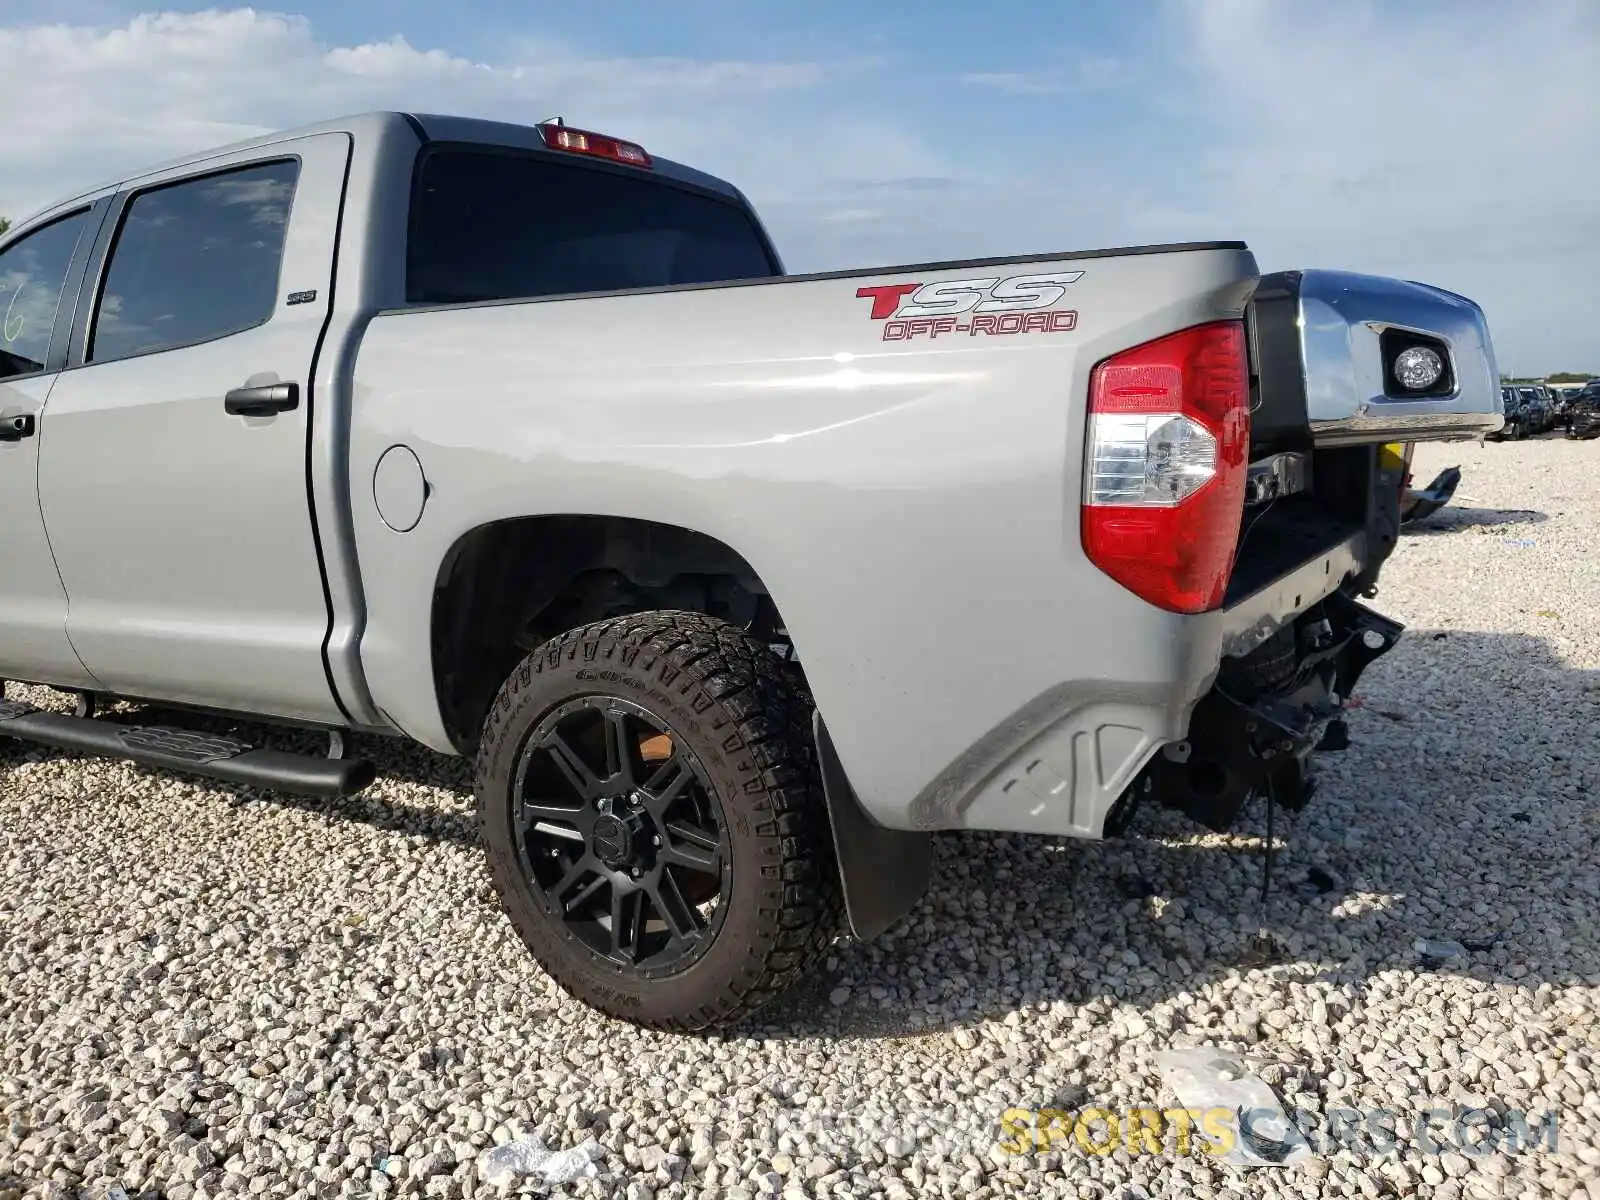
top-left (1401, 466), bottom-right (1461, 524)
top-left (814, 713), bottom-right (933, 940)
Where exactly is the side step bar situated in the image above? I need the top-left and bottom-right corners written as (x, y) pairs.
top-left (0, 700), bottom-right (376, 798)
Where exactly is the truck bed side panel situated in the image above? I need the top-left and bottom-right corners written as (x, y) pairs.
top-left (347, 246), bottom-right (1258, 831)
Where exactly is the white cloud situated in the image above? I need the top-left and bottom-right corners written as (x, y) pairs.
top-left (961, 54), bottom-right (1131, 96)
top-left (0, 10), bottom-right (859, 218)
top-left (1170, 0), bottom-right (1600, 372)
top-left (0, 4), bottom-right (1593, 369)
top-left (0, 9), bottom-right (1053, 275)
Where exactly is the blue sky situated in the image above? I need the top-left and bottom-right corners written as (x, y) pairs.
top-left (2, 1), bottom-right (1597, 370)
top-left (17, 1), bottom-right (1157, 73)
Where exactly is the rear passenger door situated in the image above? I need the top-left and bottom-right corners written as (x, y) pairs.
top-left (0, 207), bottom-right (104, 688)
top-left (36, 135), bottom-right (353, 722)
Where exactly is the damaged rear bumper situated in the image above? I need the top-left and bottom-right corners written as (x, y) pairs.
top-left (1143, 592), bottom-right (1402, 831)
top-left (1210, 530), bottom-right (1367, 661)
top-left (1401, 466), bottom-right (1461, 524)
top-left (923, 528), bottom-right (1392, 842)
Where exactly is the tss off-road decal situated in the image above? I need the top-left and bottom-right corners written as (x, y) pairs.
top-left (855, 271), bottom-right (1083, 342)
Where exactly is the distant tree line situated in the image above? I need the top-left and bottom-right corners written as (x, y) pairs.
top-left (0, 216), bottom-right (9, 237)
top-left (1503, 372), bottom-right (1594, 384)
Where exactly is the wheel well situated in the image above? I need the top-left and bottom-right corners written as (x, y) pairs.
top-left (431, 515), bottom-right (787, 751)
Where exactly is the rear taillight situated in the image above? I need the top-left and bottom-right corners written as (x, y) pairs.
top-left (1081, 321), bottom-right (1250, 614)
top-left (537, 123), bottom-right (653, 169)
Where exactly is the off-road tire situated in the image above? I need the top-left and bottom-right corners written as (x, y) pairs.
top-left (475, 610), bottom-right (841, 1031)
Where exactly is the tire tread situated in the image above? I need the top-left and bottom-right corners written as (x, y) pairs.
top-left (473, 610), bottom-right (840, 1031)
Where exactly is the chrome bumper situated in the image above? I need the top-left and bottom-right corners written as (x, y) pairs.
top-left (1296, 269), bottom-right (1504, 446)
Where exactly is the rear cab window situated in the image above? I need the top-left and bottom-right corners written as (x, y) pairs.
top-left (406, 147), bottom-right (777, 305)
top-left (90, 160), bottom-right (299, 363)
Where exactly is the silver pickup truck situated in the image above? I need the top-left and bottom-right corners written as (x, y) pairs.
top-left (0, 112), bottom-right (1501, 1029)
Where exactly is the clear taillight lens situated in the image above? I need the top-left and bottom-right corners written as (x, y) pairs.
top-left (1087, 413), bottom-right (1220, 506)
top-left (1081, 321), bottom-right (1250, 614)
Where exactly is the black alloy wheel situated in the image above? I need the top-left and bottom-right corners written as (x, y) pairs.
top-left (512, 695), bottom-right (729, 978)
top-left (475, 611), bottom-right (840, 1030)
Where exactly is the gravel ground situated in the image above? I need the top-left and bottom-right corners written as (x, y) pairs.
top-left (3, 435), bottom-right (1598, 1200)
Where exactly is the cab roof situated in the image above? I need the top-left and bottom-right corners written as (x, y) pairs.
top-left (19, 110), bottom-right (748, 228)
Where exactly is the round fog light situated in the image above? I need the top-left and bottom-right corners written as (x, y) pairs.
top-left (1394, 345), bottom-right (1444, 391)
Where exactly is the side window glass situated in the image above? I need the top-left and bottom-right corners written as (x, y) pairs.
top-left (90, 160), bottom-right (299, 364)
top-left (0, 211), bottom-right (91, 380)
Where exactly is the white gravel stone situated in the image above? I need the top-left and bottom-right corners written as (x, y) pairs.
top-left (3, 439), bottom-right (1599, 1199)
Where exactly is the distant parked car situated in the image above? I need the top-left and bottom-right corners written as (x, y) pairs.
top-left (1519, 386), bottom-right (1551, 434)
top-left (1567, 386), bottom-right (1600, 440)
top-left (1558, 385), bottom-right (1597, 421)
top-left (1539, 387), bottom-right (1559, 431)
top-left (1538, 386), bottom-right (1564, 431)
top-left (1489, 387), bottom-right (1528, 440)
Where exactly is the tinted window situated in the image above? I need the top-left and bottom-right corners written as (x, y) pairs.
top-left (0, 211), bottom-right (90, 379)
top-left (90, 160), bottom-right (299, 363)
top-left (408, 149), bottom-right (776, 305)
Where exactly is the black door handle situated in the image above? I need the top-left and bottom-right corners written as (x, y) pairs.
top-left (0, 414), bottom-right (36, 442)
top-left (225, 382), bottom-right (299, 417)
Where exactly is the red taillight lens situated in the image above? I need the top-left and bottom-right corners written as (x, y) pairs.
top-left (1081, 321), bottom-right (1249, 614)
top-left (538, 123), bottom-right (653, 169)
